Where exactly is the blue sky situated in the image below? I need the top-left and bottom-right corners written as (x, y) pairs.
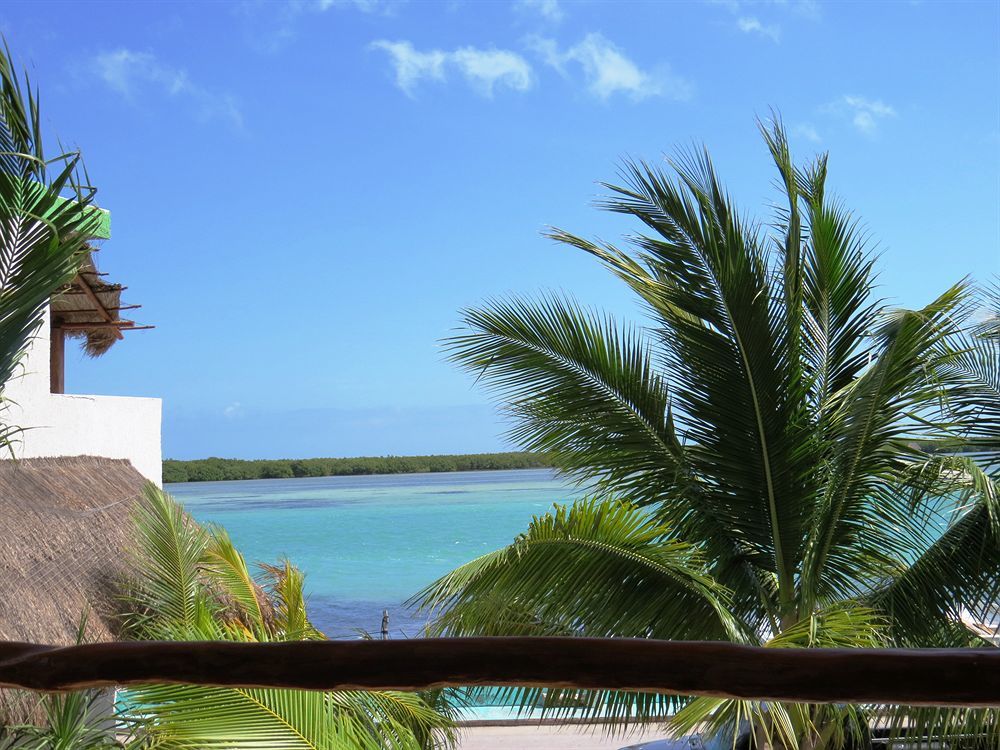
top-left (2, 0), bottom-right (997, 459)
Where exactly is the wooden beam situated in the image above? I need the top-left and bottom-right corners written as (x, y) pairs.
top-left (49, 324), bottom-right (64, 394)
top-left (72, 274), bottom-right (122, 340)
top-left (55, 286), bottom-right (127, 295)
top-left (0, 638), bottom-right (998, 706)
top-left (57, 322), bottom-right (154, 331)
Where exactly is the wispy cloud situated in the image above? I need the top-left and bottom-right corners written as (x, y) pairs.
top-left (238, 0), bottom-right (399, 52)
top-left (370, 41), bottom-right (447, 94)
top-left (710, 0), bottom-right (819, 18)
top-left (94, 49), bottom-right (243, 128)
top-left (530, 33), bottom-right (692, 101)
top-left (514, 0), bottom-right (564, 23)
top-left (737, 16), bottom-right (780, 42)
top-left (792, 122), bottom-right (822, 143)
top-left (371, 40), bottom-right (534, 97)
top-left (452, 47), bottom-right (534, 96)
top-left (828, 95), bottom-right (897, 135)
top-left (710, 0), bottom-right (819, 42)
top-left (314, 0), bottom-right (390, 10)
top-left (223, 402), bottom-right (244, 419)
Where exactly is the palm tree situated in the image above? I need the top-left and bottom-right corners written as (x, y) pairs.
top-left (0, 42), bottom-right (101, 449)
top-left (1, 614), bottom-right (120, 749)
top-left (415, 121), bottom-right (1000, 749)
top-left (121, 484), bottom-right (456, 750)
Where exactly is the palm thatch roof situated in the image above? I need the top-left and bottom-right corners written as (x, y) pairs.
top-left (49, 247), bottom-right (147, 357)
top-left (0, 456), bottom-right (146, 646)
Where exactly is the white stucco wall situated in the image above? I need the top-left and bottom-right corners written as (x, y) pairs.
top-left (3, 306), bottom-right (162, 485)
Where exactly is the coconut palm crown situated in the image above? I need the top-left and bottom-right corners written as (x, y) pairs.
top-left (122, 485), bottom-right (455, 750)
top-left (416, 121), bottom-right (1000, 748)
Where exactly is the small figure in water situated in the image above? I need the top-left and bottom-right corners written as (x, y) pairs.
top-left (381, 609), bottom-right (389, 640)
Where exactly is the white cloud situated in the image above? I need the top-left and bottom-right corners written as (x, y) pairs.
top-left (788, 0), bottom-right (821, 20)
top-left (370, 41), bottom-right (447, 94)
top-left (530, 33), bottom-right (692, 101)
top-left (710, 0), bottom-right (820, 19)
top-left (515, 0), bottom-right (564, 23)
top-left (452, 47), bottom-right (534, 95)
top-left (96, 49), bottom-right (184, 96)
top-left (315, 0), bottom-right (382, 9)
top-left (737, 16), bottom-right (780, 42)
top-left (223, 402), bottom-right (244, 418)
top-left (792, 123), bottom-right (822, 143)
top-left (94, 49), bottom-right (243, 128)
top-left (710, 0), bottom-right (819, 42)
top-left (831, 95), bottom-right (897, 135)
top-left (371, 40), bottom-right (534, 97)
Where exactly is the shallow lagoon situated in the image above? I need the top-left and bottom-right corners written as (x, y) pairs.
top-left (168, 469), bottom-right (579, 638)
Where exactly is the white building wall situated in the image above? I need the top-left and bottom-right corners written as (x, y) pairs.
top-left (3, 306), bottom-right (162, 485)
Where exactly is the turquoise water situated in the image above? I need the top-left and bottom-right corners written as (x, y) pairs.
top-left (167, 469), bottom-right (579, 639)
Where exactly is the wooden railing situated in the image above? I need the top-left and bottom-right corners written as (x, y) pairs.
top-left (2, 638), bottom-right (999, 706)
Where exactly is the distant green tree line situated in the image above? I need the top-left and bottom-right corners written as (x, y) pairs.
top-left (162, 452), bottom-right (554, 483)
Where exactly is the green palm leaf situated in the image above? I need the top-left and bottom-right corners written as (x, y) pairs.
top-left (799, 285), bottom-right (972, 612)
top-left (204, 527), bottom-right (268, 636)
top-left (433, 119), bottom-right (1000, 746)
top-left (124, 684), bottom-right (404, 750)
top-left (128, 483), bottom-right (214, 638)
top-left (124, 486), bottom-right (455, 750)
top-left (0, 42), bottom-right (101, 449)
top-left (415, 497), bottom-right (737, 641)
top-left (258, 561), bottom-right (325, 641)
top-left (555, 146), bottom-right (819, 620)
top-left (446, 294), bottom-right (685, 505)
top-left (414, 497), bottom-right (740, 727)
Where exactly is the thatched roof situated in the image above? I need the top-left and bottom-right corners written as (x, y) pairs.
top-left (50, 247), bottom-right (147, 357)
top-left (0, 456), bottom-right (146, 646)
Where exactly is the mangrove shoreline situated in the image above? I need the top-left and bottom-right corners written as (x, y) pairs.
top-left (162, 452), bottom-right (554, 483)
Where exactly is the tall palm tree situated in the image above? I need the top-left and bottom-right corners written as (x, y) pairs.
top-left (0, 42), bottom-right (100, 449)
top-left (121, 484), bottom-right (456, 750)
top-left (415, 122), bottom-right (1000, 749)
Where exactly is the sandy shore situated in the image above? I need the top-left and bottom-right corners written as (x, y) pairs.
top-left (456, 724), bottom-right (666, 749)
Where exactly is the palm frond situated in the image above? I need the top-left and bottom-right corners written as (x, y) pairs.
top-left (203, 527), bottom-right (268, 636)
top-left (258, 561), bottom-right (324, 641)
top-left (800, 284), bottom-right (972, 612)
top-left (329, 691), bottom-right (457, 750)
top-left (414, 496), bottom-right (738, 642)
top-left (870, 467), bottom-right (1000, 644)
top-left (128, 483), bottom-right (215, 638)
top-left (123, 486), bottom-right (454, 750)
top-left (0, 43), bottom-right (100, 447)
top-left (434, 118), bottom-right (999, 746)
top-left (445, 294), bottom-right (685, 504)
top-left (799, 186), bottom-right (882, 408)
top-left (673, 603), bottom-right (883, 749)
top-left (559, 151), bottom-right (819, 618)
top-left (122, 684), bottom-right (412, 750)
top-left (931, 282), bottom-right (1000, 463)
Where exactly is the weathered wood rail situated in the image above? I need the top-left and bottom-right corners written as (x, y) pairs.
top-left (1, 638), bottom-right (999, 706)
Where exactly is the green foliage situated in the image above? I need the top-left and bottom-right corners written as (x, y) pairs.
top-left (417, 120), bottom-right (1000, 748)
top-left (0, 615), bottom-right (120, 749)
top-left (1, 690), bottom-right (120, 749)
top-left (0, 41), bottom-right (100, 450)
top-left (121, 484), bottom-right (455, 750)
top-left (162, 452), bottom-right (553, 483)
